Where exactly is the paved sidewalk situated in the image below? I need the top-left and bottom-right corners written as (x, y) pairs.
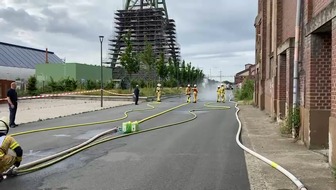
top-left (0, 99), bottom-right (133, 124)
top-left (239, 104), bottom-right (336, 190)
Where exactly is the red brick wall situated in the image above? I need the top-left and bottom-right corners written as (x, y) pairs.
top-left (277, 0), bottom-right (283, 45)
top-left (265, 79), bottom-right (272, 112)
top-left (266, 0), bottom-right (273, 80)
top-left (256, 0), bottom-right (269, 110)
top-left (261, 0), bottom-right (267, 81)
top-left (312, 0), bottom-right (332, 17)
top-left (301, 33), bottom-right (311, 108)
top-left (281, 0), bottom-right (296, 43)
top-left (299, 69), bottom-right (305, 107)
top-left (235, 65), bottom-right (256, 84)
top-left (304, 0), bottom-right (313, 24)
top-left (278, 54), bottom-right (286, 101)
top-left (287, 48), bottom-right (294, 108)
top-left (305, 33), bottom-right (331, 110)
top-left (331, 19), bottom-right (336, 117)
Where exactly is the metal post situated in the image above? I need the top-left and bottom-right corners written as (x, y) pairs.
top-left (99, 36), bottom-right (104, 107)
top-left (220, 70), bottom-right (222, 83)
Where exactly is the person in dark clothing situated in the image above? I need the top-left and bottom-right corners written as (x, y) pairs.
top-left (133, 85), bottom-right (140, 105)
top-left (7, 82), bottom-right (18, 128)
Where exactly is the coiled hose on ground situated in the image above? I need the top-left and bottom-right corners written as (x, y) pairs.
top-left (229, 96), bottom-right (307, 190)
top-left (10, 101), bottom-right (230, 175)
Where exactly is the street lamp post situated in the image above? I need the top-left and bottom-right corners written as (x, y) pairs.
top-left (99, 35), bottom-right (104, 107)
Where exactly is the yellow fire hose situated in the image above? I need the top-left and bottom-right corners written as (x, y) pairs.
top-left (12, 102), bottom-right (230, 175)
top-left (11, 102), bottom-right (161, 137)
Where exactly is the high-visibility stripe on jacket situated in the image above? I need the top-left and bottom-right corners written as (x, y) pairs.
top-left (0, 135), bottom-right (22, 162)
top-left (185, 87), bottom-right (191, 95)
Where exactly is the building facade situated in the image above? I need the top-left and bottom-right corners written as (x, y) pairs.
top-left (35, 63), bottom-right (113, 86)
top-left (0, 42), bottom-right (63, 81)
top-left (234, 64), bottom-right (257, 85)
top-left (255, 0), bottom-right (336, 167)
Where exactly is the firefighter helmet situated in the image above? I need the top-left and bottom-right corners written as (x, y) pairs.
top-left (0, 116), bottom-right (9, 135)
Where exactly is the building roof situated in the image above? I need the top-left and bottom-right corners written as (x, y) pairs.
top-left (235, 64), bottom-right (256, 77)
top-left (0, 42), bottom-right (63, 69)
top-left (235, 68), bottom-right (250, 77)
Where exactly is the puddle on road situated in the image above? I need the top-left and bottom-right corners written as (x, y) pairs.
top-left (98, 152), bottom-right (142, 162)
top-left (173, 110), bottom-right (192, 114)
top-left (173, 110), bottom-right (209, 114)
top-left (74, 129), bottom-right (109, 140)
top-left (22, 149), bottom-right (57, 163)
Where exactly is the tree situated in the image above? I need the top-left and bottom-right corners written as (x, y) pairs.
top-left (139, 40), bottom-right (156, 87)
top-left (173, 59), bottom-right (180, 84)
top-left (236, 79), bottom-right (254, 100)
top-left (27, 75), bottom-right (38, 95)
top-left (119, 31), bottom-right (140, 88)
top-left (196, 68), bottom-right (205, 84)
top-left (167, 57), bottom-right (175, 79)
top-left (180, 60), bottom-right (186, 85)
top-left (186, 62), bottom-right (192, 84)
top-left (156, 53), bottom-right (168, 82)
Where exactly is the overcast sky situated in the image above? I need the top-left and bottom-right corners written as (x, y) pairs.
top-left (0, 0), bottom-right (257, 82)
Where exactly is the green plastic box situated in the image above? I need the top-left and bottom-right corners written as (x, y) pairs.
top-left (122, 121), bottom-right (132, 133)
top-left (132, 121), bottom-right (139, 132)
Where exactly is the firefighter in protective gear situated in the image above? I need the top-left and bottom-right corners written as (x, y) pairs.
top-left (0, 116), bottom-right (23, 181)
top-left (185, 84), bottom-right (191, 103)
top-left (216, 85), bottom-right (221, 102)
top-left (193, 84), bottom-right (198, 103)
top-left (156, 83), bottom-right (162, 102)
top-left (220, 84), bottom-right (226, 103)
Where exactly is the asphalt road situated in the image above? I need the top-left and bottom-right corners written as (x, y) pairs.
top-left (1, 92), bottom-right (250, 190)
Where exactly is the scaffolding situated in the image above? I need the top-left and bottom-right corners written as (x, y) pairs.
top-left (108, 0), bottom-right (180, 79)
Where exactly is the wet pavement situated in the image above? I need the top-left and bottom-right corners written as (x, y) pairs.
top-left (1, 93), bottom-right (335, 189)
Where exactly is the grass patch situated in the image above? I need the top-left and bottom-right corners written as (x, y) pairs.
top-left (280, 119), bottom-right (292, 135)
top-left (237, 99), bottom-right (254, 105)
top-left (332, 167), bottom-right (336, 179)
top-left (234, 79), bottom-right (254, 103)
top-left (279, 107), bottom-right (300, 137)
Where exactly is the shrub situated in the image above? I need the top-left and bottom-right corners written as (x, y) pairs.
top-left (105, 81), bottom-right (115, 89)
top-left (280, 106), bottom-right (300, 137)
top-left (235, 79), bottom-right (254, 101)
top-left (62, 77), bottom-right (77, 91)
top-left (27, 76), bottom-right (38, 95)
top-left (85, 79), bottom-right (97, 90)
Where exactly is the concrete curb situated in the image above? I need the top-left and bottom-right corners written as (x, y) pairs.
top-left (15, 94), bottom-right (180, 126)
top-left (17, 103), bottom-right (134, 126)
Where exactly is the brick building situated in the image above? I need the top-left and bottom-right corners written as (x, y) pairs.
top-left (234, 64), bottom-right (257, 85)
top-left (255, 0), bottom-right (336, 167)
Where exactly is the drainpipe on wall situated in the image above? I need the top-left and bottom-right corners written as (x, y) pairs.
top-left (292, 0), bottom-right (302, 138)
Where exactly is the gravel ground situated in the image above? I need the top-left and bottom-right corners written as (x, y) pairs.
top-left (0, 98), bottom-right (133, 124)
